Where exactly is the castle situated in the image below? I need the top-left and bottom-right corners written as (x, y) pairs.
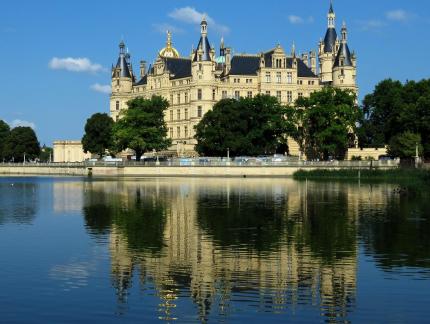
top-left (110, 2), bottom-right (357, 156)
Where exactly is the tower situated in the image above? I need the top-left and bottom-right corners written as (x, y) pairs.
top-left (110, 41), bottom-right (133, 121)
top-left (111, 41), bottom-right (133, 94)
top-left (332, 22), bottom-right (357, 92)
top-left (191, 16), bottom-right (216, 120)
top-left (318, 1), bottom-right (338, 83)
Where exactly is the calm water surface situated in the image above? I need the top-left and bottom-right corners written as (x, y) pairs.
top-left (0, 176), bottom-right (429, 323)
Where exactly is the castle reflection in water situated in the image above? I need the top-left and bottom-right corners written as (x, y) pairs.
top-left (52, 178), bottom-right (399, 322)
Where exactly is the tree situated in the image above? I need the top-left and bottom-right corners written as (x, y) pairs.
top-left (82, 113), bottom-right (114, 159)
top-left (360, 79), bottom-right (430, 158)
top-left (290, 87), bottom-right (360, 160)
top-left (3, 127), bottom-right (40, 162)
top-left (195, 95), bottom-right (288, 156)
top-left (0, 120), bottom-right (10, 161)
top-left (388, 132), bottom-right (423, 159)
top-left (113, 96), bottom-right (171, 161)
top-left (39, 145), bottom-right (53, 162)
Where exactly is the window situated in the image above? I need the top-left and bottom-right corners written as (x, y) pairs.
top-left (185, 92), bottom-right (188, 103)
top-left (177, 126), bottom-right (180, 138)
top-left (170, 110), bottom-right (173, 121)
top-left (199, 63), bottom-right (202, 71)
top-left (222, 90), bottom-right (227, 99)
top-left (266, 91), bottom-right (271, 96)
top-left (184, 126), bottom-right (188, 138)
top-left (197, 106), bottom-right (202, 118)
top-left (234, 91), bottom-right (240, 100)
top-left (177, 109), bottom-right (180, 120)
top-left (298, 92), bottom-right (303, 98)
top-left (212, 89), bottom-right (216, 101)
top-left (116, 101), bottom-right (119, 110)
top-left (287, 72), bottom-right (292, 84)
top-left (185, 108), bottom-right (188, 120)
top-left (170, 94), bottom-right (173, 105)
top-left (341, 69), bottom-right (344, 76)
top-left (298, 80), bottom-right (303, 85)
top-left (276, 72), bottom-right (281, 83)
top-left (177, 93), bottom-right (180, 104)
top-left (265, 72), bottom-right (271, 83)
top-left (247, 91), bottom-right (252, 98)
top-left (276, 91), bottom-right (282, 102)
top-left (169, 128), bottom-right (173, 138)
top-left (197, 89), bottom-right (202, 100)
top-left (287, 91), bottom-right (293, 103)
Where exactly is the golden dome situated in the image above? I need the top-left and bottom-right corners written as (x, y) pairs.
top-left (159, 31), bottom-right (180, 58)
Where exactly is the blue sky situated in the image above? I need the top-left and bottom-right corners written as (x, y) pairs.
top-left (1, 0), bottom-right (429, 145)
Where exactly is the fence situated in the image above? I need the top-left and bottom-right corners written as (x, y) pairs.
top-left (1, 159), bottom-right (400, 168)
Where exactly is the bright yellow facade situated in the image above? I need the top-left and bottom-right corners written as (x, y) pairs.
top-left (109, 4), bottom-right (357, 156)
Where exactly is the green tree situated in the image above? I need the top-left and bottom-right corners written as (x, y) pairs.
top-left (360, 79), bottom-right (430, 158)
top-left (0, 120), bottom-right (10, 161)
top-left (82, 113), bottom-right (114, 158)
top-left (3, 127), bottom-right (40, 162)
top-left (195, 95), bottom-right (288, 156)
top-left (113, 96), bottom-right (171, 161)
top-left (388, 132), bottom-right (423, 159)
top-left (39, 145), bottom-right (53, 162)
top-left (290, 87), bottom-right (360, 160)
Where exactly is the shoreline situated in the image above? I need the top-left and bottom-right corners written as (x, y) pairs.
top-left (0, 163), bottom-right (399, 178)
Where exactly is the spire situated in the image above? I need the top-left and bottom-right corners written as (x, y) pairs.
top-left (323, 0), bottom-right (337, 53)
top-left (159, 30), bottom-right (180, 58)
top-left (334, 22), bottom-right (353, 68)
top-left (329, 0), bottom-right (334, 14)
top-left (201, 15), bottom-right (208, 36)
top-left (327, 0), bottom-right (336, 28)
top-left (291, 41), bottom-right (296, 57)
top-left (193, 16), bottom-right (212, 61)
top-left (341, 21), bottom-right (348, 42)
top-left (115, 40), bottom-right (131, 78)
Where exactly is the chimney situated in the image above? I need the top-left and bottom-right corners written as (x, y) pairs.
top-left (140, 60), bottom-right (146, 78)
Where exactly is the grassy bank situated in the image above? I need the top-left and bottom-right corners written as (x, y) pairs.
top-left (293, 168), bottom-right (430, 184)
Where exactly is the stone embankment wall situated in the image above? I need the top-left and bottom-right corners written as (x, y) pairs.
top-left (1, 161), bottom-right (398, 178)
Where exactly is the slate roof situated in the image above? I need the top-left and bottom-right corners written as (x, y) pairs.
top-left (296, 59), bottom-right (317, 78)
top-left (165, 57), bottom-right (192, 79)
top-left (135, 74), bottom-right (147, 86)
top-left (193, 35), bottom-right (212, 62)
top-left (333, 42), bottom-right (353, 68)
top-left (115, 55), bottom-right (131, 78)
top-left (229, 56), bottom-right (260, 75)
top-left (323, 27), bottom-right (337, 53)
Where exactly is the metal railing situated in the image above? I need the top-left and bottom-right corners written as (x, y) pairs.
top-left (1, 159), bottom-right (400, 168)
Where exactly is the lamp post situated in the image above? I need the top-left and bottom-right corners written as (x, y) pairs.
top-left (415, 142), bottom-right (419, 168)
top-left (23, 152), bottom-right (26, 165)
top-left (226, 147), bottom-right (230, 166)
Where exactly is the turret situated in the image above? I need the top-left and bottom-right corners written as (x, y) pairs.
top-left (332, 22), bottom-right (357, 92)
top-left (318, 1), bottom-right (338, 83)
top-left (111, 41), bottom-right (132, 93)
top-left (191, 16), bottom-right (216, 120)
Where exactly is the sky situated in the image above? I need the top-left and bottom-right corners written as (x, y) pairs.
top-left (1, 0), bottom-right (429, 145)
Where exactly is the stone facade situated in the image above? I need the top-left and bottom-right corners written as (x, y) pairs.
top-left (110, 3), bottom-right (357, 156)
top-left (53, 140), bottom-right (92, 163)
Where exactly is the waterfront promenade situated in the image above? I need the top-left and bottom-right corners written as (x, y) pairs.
top-left (0, 160), bottom-right (399, 177)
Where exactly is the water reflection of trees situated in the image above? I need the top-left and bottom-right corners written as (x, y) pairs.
top-left (0, 180), bottom-right (38, 225)
top-left (83, 181), bottom-right (167, 254)
top-left (359, 194), bottom-right (430, 271)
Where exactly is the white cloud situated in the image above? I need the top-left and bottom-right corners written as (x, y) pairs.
top-left (386, 9), bottom-right (411, 22)
top-left (288, 15), bottom-right (314, 25)
top-left (49, 57), bottom-right (106, 73)
top-left (169, 7), bottom-right (229, 34)
top-left (10, 119), bottom-right (36, 130)
top-left (152, 23), bottom-right (184, 34)
top-left (90, 83), bottom-right (111, 94)
top-left (356, 19), bottom-right (387, 31)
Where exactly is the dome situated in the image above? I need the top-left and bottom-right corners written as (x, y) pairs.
top-left (159, 31), bottom-right (180, 58)
top-left (215, 56), bottom-right (225, 64)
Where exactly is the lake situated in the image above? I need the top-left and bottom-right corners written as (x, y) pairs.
top-left (0, 176), bottom-right (429, 323)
